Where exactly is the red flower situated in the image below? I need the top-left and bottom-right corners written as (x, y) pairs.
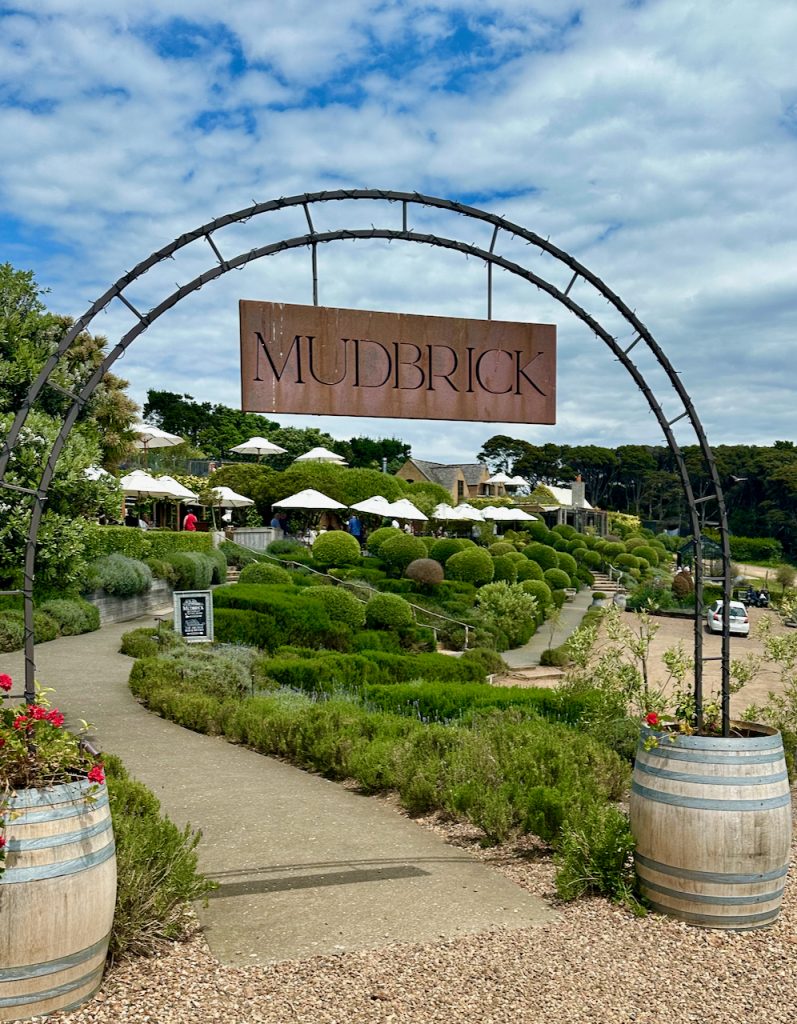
top-left (12, 714), bottom-right (28, 730)
top-left (47, 710), bottom-right (65, 728)
top-left (87, 765), bottom-right (105, 785)
top-left (645, 711), bottom-right (660, 728)
top-left (0, 674), bottom-right (11, 692)
top-left (0, 737), bottom-right (5, 748)
top-left (0, 836), bottom-right (5, 850)
top-left (31, 705), bottom-right (49, 720)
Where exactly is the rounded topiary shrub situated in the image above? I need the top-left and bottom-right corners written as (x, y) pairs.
top-left (492, 555), bottom-right (518, 583)
top-left (366, 526), bottom-right (404, 556)
top-left (522, 543), bottom-right (559, 571)
top-left (556, 551), bottom-right (578, 579)
top-left (380, 534), bottom-right (428, 575)
top-left (551, 535), bottom-right (570, 551)
top-left (446, 547), bottom-right (495, 586)
top-left (239, 562), bottom-right (293, 585)
top-left (544, 567), bottom-right (572, 590)
top-left (566, 537), bottom-right (588, 553)
top-left (488, 541), bottom-right (516, 557)
top-left (520, 579), bottom-right (553, 614)
top-left (602, 542), bottom-right (626, 560)
top-left (632, 545), bottom-right (660, 567)
top-left (38, 598), bottom-right (99, 636)
top-left (429, 537), bottom-right (468, 566)
top-left (616, 553), bottom-right (641, 571)
top-left (516, 559), bottom-right (544, 582)
top-left (672, 570), bottom-right (695, 599)
top-left (405, 558), bottom-right (445, 586)
top-left (304, 585), bottom-right (366, 629)
top-left (526, 521), bottom-right (554, 543)
top-left (365, 592), bottom-right (414, 630)
top-left (166, 552), bottom-right (215, 589)
top-left (312, 530), bottom-right (362, 569)
top-left (90, 553), bottom-right (153, 597)
top-left (578, 548), bottom-right (602, 570)
top-left (552, 524), bottom-right (577, 539)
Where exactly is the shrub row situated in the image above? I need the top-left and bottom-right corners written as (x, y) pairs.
top-left (0, 598), bottom-right (100, 653)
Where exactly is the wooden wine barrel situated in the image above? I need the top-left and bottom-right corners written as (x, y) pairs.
top-left (0, 780), bottom-right (116, 1021)
top-left (630, 722), bottom-right (792, 930)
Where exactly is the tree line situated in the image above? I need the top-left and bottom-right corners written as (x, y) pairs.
top-left (478, 435), bottom-right (797, 556)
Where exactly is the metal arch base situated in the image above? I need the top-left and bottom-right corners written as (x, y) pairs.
top-left (0, 189), bottom-right (733, 732)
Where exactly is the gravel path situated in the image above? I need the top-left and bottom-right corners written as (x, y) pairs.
top-left (35, 800), bottom-right (797, 1024)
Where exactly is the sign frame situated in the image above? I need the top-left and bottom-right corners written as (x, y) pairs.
top-left (173, 590), bottom-right (214, 644)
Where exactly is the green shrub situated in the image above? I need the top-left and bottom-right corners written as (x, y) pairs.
top-left (544, 567), bottom-right (572, 590)
top-left (105, 754), bottom-right (217, 961)
top-left (540, 646), bottom-right (570, 667)
top-left (578, 548), bottom-right (602, 570)
top-left (488, 542), bottom-right (516, 556)
top-left (602, 542), bottom-right (626, 560)
top-left (145, 558), bottom-right (179, 585)
top-left (365, 592), bottom-right (414, 629)
top-left (516, 559), bottom-right (544, 582)
top-left (366, 526), bottom-right (404, 556)
top-left (429, 537), bottom-right (468, 566)
top-left (206, 548), bottom-right (229, 584)
top-left (380, 534), bottom-right (428, 575)
top-left (312, 531), bottom-right (362, 569)
top-left (476, 581), bottom-right (537, 648)
top-left (120, 624), bottom-right (183, 659)
top-left (89, 554), bottom-right (153, 597)
top-left (492, 555), bottom-right (518, 583)
top-left (213, 586), bottom-right (340, 651)
top-left (267, 538), bottom-right (309, 558)
top-left (552, 524), bottom-right (577, 539)
top-left (219, 539), bottom-right (260, 567)
top-left (726, 534), bottom-right (783, 563)
top-left (239, 562), bottom-right (293, 585)
top-left (166, 552), bottom-right (215, 590)
top-left (38, 597), bottom-right (100, 636)
top-left (523, 543), bottom-right (559, 570)
top-left (0, 612), bottom-right (25, 652)
top-left (446, 547), bottom-right (495, 586)
top-left (525, 521), bottom-right (554, 543)
top-left (304, 585), bottom-right (367, 629)
top-left (554, 804), bottom-right (638, 908)
top-left (459, 648), bottom-right (507, 675)
top-left (567, 538), bottom-right (588, 553)
top-left (351, 630), bottom-right (403, 653)
top-left (520, 579), bottom-right (553, 617)
top-left (404, 558), bottom-right (445, 586)
top-left (556, 551), bottom-right (578, 578)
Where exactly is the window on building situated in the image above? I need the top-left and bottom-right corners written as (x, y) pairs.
top-left (457, 480), bottom-right (464, 499)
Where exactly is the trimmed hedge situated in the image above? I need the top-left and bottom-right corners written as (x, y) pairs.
top-left (312, 531), bottom-right (362, 569)
top-left (38, 598), bottom-right (100, 636)
top-left (365, 593), bottom-right (414, 629)
top-left (239, 562), bottom-right (293, 585)
top-left (213, 585), bottom-right (341, 651)
top-left (83, 524), bottom-right (214, 561)
top-left (523, 543), bottom-right (559, 570)
top-left (303, 585), bottom-right (367, 629)
top-left (446, 547), bottom-right (495, 586)
top-left (89, 554), bottom-right (153, 597)
top-left (380, 534), bottom-right (428, 575)
top-left (166, 552), bottom-right (215, 590)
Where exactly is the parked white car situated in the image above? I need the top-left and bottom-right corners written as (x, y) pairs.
top-left (705, 600), bottom-right (750, 636)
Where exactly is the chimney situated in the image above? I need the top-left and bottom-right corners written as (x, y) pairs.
top-left (571, 477), bottom-right (586, 508)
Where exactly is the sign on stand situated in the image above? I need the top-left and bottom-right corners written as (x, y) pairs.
top-left (173, 590), bottom-right (214, 643)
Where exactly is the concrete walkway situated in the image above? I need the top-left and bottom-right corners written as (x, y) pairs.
top-left (0, 617), bottom-right (556, 966)
top-left (501, 589), bottom-right (593, 670)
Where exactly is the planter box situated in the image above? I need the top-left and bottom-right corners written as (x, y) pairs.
top-left (85, 578), bottom-right (174, 625)
top-left (630, 722), bottom-right (792, 930)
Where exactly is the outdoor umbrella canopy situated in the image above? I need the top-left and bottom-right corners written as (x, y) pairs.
top-left (273, 488), bottom-right (346, 511)
top-left (350, 495), bottom-right (393, 515)
top-left (119, 470), bottom-right (185, 500)
top-left (387, 498), bottom-right (428, 521)
top-left (158, 475), bottom-right (199, 501)
top-left (485, 471), bottom-right (514, 485)
top-left (432, 503), bottom-right (484, 522)
top-left (229, 436), bottom-right (287, 458)
top-left (481, 506), bottom-right (537, 522)
top-left (210, 485), bottom-right (255, 508)
top-left (294, 446), bottom-right (347, 464)
top-left (508, 476), bottom-right (529, 489)
top-left (132, 423), bottom-right (185, 466)
top-left (83, 466), bottom-right (111, 481)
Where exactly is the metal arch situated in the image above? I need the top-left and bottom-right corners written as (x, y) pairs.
top-left (0, 189), bottom-right (732, 732)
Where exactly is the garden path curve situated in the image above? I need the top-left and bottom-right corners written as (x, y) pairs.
top-left (0, 616), bottom-right (556, 966)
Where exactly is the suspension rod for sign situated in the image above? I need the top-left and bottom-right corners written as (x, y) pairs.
top-left (487, 225), bottom-right (499, 320)
top-left (116, 291), bottom-right (147, 323)
top-left (564, 270), bottom-right (579, 297)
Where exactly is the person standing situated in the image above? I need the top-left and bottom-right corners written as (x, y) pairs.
top-left (348, 514), bottom-right (363, 547)
top-left (182, 509), bottom-right (198, 531)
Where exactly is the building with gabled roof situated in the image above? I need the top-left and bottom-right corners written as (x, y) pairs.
top-left (394, 458), bottom-right (505, 504)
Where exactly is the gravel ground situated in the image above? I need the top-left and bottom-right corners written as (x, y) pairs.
top-left (35, 798), bottom-right (797, 1024)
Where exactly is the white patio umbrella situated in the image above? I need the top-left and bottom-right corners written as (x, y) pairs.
top-left (119, 470), bottom-right (183, 500)
top-left (485, 471), bottom-right (514, 485)
top-left (158, 475), bottom-right (199, 501)
top-left (229, 436), bottom-right (287, 461)
top-left (508, 476), bottom-right (529, 487)
top-left (273, 488), bottom-right (346, 511)
top-left (132, 423), bottom-right (184, 466)
top-left (83, 466), bottom-right (112, 481)
top-left (481, 506), bottom-right (538, 522)
top-left (454, 504), bottom-right (485, 521)
top-left (211, 486), bottom-right (255, 508)
top-left (387, 498), bottom-right (428, 521)
top-left (294, 446), bottom-right (347, 464)
top-left (350, 495), bottom-right (393, 515)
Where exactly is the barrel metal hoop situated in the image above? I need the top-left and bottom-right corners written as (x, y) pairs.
top-left (0, 963), bottom-right (105, 1009)
top-left (5, 817), bottom-right (113, 853)
top-left (637, 745), bottom-right (785, 766)
top-left (634, 851), bottom-right (790, 884)
top-left (0, 934), bottom-right (110, 983)
top-left (631, 780), bottom-right (792, 811)
top-left (639, 877), bottom-right (785, 907)
top-left (644, 900), bottom-right (780, 928)
top-left (5, 783), bottom-right (105, 810)
top-left (5, 792), bottom-right (110, 823)
top-left (634, 759), bottom-right (789, 787)
top-left (640, 727), bottom-right (783, 751)
top-left (0, 837), bottom-right (116, 884)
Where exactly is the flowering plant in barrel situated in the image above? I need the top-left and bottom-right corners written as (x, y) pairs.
top-left (0, 671), bottom-right (105, 879)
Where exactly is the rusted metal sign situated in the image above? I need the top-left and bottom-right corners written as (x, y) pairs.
top-left (240, 300), bottom-right (556, 423)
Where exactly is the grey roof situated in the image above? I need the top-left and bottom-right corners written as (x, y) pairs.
top-left (406, 460), bottom-right (487, 490)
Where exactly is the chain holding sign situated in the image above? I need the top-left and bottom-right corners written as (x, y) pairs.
top-left (173, 590), bottom-right (214, 644)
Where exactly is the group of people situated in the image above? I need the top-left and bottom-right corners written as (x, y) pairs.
top-left (744, 585), bottom-right (770, 608)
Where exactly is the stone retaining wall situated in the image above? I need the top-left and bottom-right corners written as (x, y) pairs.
top-left (85, 578), bottom-right (174, 625)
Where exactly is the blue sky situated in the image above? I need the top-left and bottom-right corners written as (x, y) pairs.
top-left (2, 0), bottom-right (796, 462)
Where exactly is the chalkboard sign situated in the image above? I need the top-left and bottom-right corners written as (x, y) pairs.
top-left (173, 590), bottom-right (214, 643)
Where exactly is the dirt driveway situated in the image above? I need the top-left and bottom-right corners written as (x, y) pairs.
top-left (498, 605), bottom-right (794, 719)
